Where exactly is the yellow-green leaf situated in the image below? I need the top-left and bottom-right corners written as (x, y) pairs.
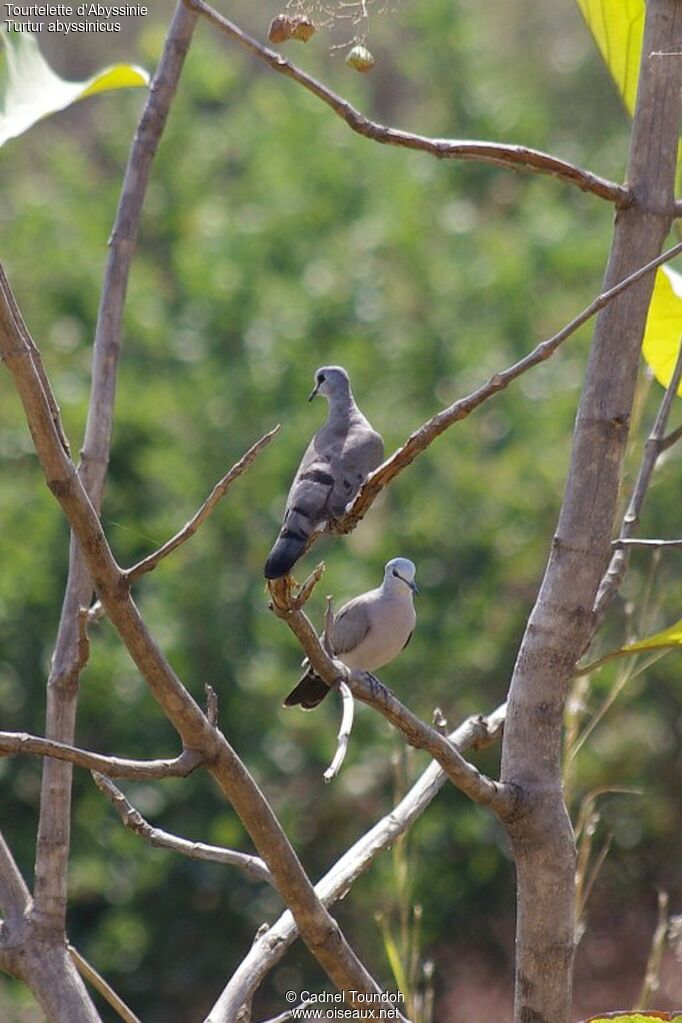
top-left (643, 267), bottom-right (682, 394)
top-left (574, 2), bottom-right (682, 395)
top-left (621, 617), bottom-right (682, 655)
top-left (574, 0), bottom-right (644, 115)
top-left (582, 1015), bottom-right (682, 1023)
top-left (0, 26), bottom-right (149, 148)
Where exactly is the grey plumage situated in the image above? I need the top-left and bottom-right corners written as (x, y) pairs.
top-left (264, 366), bottom-right (384, 579)
top-left (284, 557), bottom-right (418, 709)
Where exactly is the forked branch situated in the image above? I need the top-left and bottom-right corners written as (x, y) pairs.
top-left (594, 336), bottom-right (682, 618)
top-left (206, 704), bottom-right (506, 1023)
top-left (92, 774), bottom-right (274, 885)
top-left (267, 579), bottom-right (518, 818)
top-left (0, 732), bottom-right (203, 780)
top-left (0, 265), bottom-right (404, 1021)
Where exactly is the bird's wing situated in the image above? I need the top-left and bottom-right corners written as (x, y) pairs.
top-left (331, 595), bottom-right (374, 656)
top-left (329, 422), bottom-right (384, 518)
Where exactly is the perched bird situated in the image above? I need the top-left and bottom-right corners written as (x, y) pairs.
top-left (284, 557), bottom-right (418, 709)
top-left (264, 366), bottom-right (384, 579)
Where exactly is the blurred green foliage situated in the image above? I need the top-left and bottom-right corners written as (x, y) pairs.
top-left (0, 0), bottom-right (680, 1019)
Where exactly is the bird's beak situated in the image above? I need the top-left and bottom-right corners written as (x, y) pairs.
top-left (308, 383), bottom-right (320, 402)
top-left (397, 573), bottom-right (419, 595)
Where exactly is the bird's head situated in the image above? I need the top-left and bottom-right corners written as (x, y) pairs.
top-left (308, 366), bottom-right (351, 402)
top-left (384, 557), bottom-right (418, 595)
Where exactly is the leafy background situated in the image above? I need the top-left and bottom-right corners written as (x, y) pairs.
top-left (0, 0), bottom-right (681, 1019)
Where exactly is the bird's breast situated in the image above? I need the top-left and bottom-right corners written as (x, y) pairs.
top-left (339, 599), bottom-right (416, 673)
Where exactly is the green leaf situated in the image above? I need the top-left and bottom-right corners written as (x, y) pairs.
top-left (574, 0), bottom-right (644, 115)
top-left (621, 617), bottom-right (682, 654)
top-left (643, 267), bottom-right (682, 395)
top-left (0, 26), bottom-right (149, 148)
top-left (575, 2), bottom-right (682, 396)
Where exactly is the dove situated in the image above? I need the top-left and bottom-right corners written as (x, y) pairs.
top-left (284, 558), bottom-right (418, 709)
top-left (264, 366), bottom-right (384, 580)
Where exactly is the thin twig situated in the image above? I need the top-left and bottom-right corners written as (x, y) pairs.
top-left (636, 890), bottom-right (670, 1009)
top-left (612, 537), bottom-right (682, 550)
top-left (0, 732), bottom-right (204, 779)
top-left (660, 422), bottom-right (682, 451)
top-left (127, 427), bottom-right (280, 582)
top-left (256, 1001), bottom-right (313, 1023)
top-left (92, 774), bottom-right (274, 886)
top-left (323, 594), bottom-right (335, 654)
top-left (324, 681), bottom-right (355, 782)
top-left (205, 704), bottom-right (506, 1023)
top-left (184, 0), bottom-right (630, 206)
top-left (206, 684), bottom-right (219, 726)
top-left (594, 336), bottom-right (682, 617)
top-left (293, 562), bottom-right (326, 609)
top-left (69, 945), bottom-right (143, 1023)
top-left (335, 242), bottom-right (682, 536)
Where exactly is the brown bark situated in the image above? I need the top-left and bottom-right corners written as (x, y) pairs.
top-left (500, 3), bottom-right (682, 1022)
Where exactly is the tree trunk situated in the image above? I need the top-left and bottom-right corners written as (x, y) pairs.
top-left (501, 2), bottom-right (682, 1021)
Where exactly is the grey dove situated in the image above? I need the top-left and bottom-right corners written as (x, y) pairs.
top-left (284, 557), bottom-right (418, 709)
top-left (264, 366), bottom-right (384, 579)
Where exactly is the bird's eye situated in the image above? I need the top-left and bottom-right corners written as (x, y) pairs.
top-left (392, 569), bottom-right (399, 577)
top-left (318, 374), bottom-right (326, 383)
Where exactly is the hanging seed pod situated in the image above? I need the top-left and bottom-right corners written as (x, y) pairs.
top-left (345, 44), bottom-right (375, 72)
top-left (290, 16), bottom-right (315, 41)
top-left (268, 13), bottom-right (316, 43)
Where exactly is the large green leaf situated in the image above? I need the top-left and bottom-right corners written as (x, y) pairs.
top-left (575, 1), bottom-right (682, 395)
top-left (574, 0), bottom-right (644, 115)
top-left (0, 26), bottom-right (149, 148)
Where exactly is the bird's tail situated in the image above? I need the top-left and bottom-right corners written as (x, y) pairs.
top-left (283, 671), bottom-right (331, 709)
top-left (264, 530), bottom-right (308, 579)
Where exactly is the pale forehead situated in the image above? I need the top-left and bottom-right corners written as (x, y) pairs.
top-left (386, 558), bottom-right (415, 574)
top-left (315, 365), bottom-right (348, 378)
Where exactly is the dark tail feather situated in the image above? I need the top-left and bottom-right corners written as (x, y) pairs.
top-left (264, 533), bottom-right (307, 579)
top-left (283, 672), bottom-right (330, 709)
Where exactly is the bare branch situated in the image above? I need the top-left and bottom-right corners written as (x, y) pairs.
top-left (32, 0), bottom-right (200, 935)
top-left (183, 0), bottom-right (630, 205)
top-left (335, 240), bottom-right (682, 536)
top-left (92, 774), bottom-right (274, 886)
top-left (0, 732), bottom-right (203, 779)
top-left (68, 945), bottom-right (142, 1023)
top-left (0, 830), bottom-right (31, 930)
top-left (0, 271), bottom-right (398, 1017)
top-left (206, 704), bottom-right (506, 1023)
top-left (594, 336), bottom-right (682, 618)
top-left (323, 681), bottom-right (355, 783)
top-left (267, 579), bottom-right (518, 818)
top-left (293, 563), bottom-right (327, 609)
top-left (127, 427), bottom-right (280, 582)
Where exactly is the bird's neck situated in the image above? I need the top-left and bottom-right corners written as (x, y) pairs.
top-left (326, 391), bottom-right (357, 424)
